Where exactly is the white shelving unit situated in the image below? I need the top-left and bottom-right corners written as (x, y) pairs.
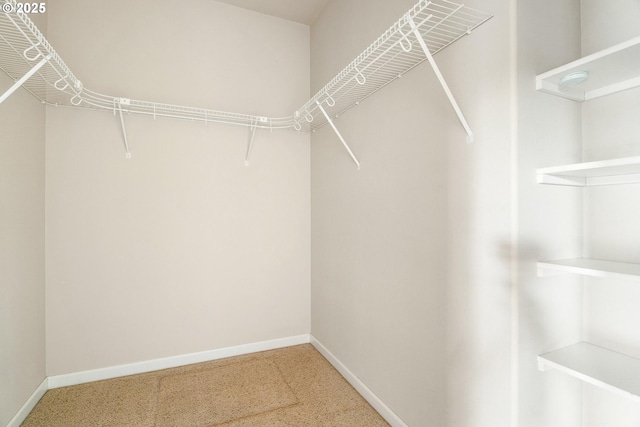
top-left (537, 156), bottom-right (640, 186)
top-left (538, 342), bottom-right (640, 403)
top-left (536, 35), bottom-right (640, 102)
top-left (536, 34), bottom-right (640, 407)
top-left (537, 258), bottom-right (640, 281)
top-left (0, 0), bottom-right (492, 162)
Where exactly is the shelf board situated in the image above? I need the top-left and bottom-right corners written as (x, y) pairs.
top-left (537, 258), bottom-right (640, 281)
top-left (539, 342), bottom-right (640, 403)
top-left (537, 156), bottom-right (640, 186)
top-left (536, 35), bottom-right (640, 101)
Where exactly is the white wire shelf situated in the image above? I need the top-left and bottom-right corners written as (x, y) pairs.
top-left (539, 342), bottom-right (640, 403)
top-left (296, 0), bottom-right (493, 132)
top-left (0, 2), bottom-right (81, 105)
top-left (0, 1), bottom-right (293, 130)
top-left (1, 0), bottom-right (492, 138)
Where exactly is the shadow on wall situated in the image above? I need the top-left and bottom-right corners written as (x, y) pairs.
top-left (513, 239), bottom-right (585, 427)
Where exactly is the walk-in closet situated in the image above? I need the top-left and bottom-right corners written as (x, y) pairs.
top-left (2, 0), bottom-right (639, 426)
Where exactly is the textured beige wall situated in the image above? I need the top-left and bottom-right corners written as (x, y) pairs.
top-left (310, 0), bottom-right (513, 425)
top-left (0, 10), bottom-right (47, 421)
top-left (45, 0), bottom-right (310, 376)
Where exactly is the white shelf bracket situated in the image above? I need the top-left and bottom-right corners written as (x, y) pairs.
top-left (408, 17), bottom-right (474, 143)
top-left (0, 54), bottom-right (51, 105)
top-left (315, 100), bottom-right (361, 170)
top-left (245, 124), bottom-right (257, 166)
top-left (116, 99), bottom-right (132, 159)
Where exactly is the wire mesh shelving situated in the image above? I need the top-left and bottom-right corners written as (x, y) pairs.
top-left (1, 0), bottom-right (492, 162)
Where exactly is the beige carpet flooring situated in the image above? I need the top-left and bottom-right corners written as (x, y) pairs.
top-left (22, 344), bottom-right (390, 427)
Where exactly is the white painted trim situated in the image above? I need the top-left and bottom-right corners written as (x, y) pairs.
top-left (310, 336), bottom-right (408, 427)
top-left (48, 334), bottom-right (310, 389)
top-left (6, 378), bottom-right (48, 427)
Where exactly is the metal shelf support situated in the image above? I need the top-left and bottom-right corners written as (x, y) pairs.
top-left (245, 124), bottom-right (257, 166)
top-left (315, 100), bottom-right (360, 170)
top-left (408, 15), bottom-right (474, 143)
top-left (116, 99), bottom-right (132, 159)
top-left (0, 54), bottom-right (51, 105)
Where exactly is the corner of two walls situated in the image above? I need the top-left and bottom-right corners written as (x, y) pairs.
top-left (0, 12), bottom-right (47, 425)
top-left (311, 0), bottom-right (513, 425)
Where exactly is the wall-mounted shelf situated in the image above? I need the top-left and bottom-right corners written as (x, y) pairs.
top-left (537, 156), bottom-right (640, 186)
top-left (1, 0), bottom-right (492, 162)
top-left (298, 0), bottom-right (492, 135)
top-left (0, 0), bottom-right (491, 131)
top-left (539, 342), bottom-right (640, 403)
top-left (0, 2), bottom-right (291, 130)
top-left (537, 258), bottom-right (640, 281)
top-left (536, 35), bottom-right (640, 102)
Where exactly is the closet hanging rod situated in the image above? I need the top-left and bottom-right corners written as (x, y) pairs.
top-left (0, 0), bottom-right (492, 134)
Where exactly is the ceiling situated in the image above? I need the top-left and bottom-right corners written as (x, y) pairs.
top-left (216, 0), bottom-right (329, 25)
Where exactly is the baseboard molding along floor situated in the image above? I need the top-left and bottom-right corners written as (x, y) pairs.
top-left (8, 334), bottom-right (405, 427)
top-left (47, 334), bottom-right (311, 389)
top-left (310, 336), bottom-right (408, 427)
top-left (6, 378), bottom-right (48, 427)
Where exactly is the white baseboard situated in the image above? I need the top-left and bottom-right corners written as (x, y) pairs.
top-left (48, 334), bottom-right (310, 389)
top-left (6, 378), bottom-right (48, 427)
top-left (310, 336), bottom-right (408, 427)
top-left (8, 336), bottom-right (403, 426)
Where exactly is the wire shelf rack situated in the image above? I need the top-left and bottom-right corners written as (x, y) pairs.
top-left (0, 1), bottom-right (82, 105)
top-left (0, 0), bottom-right (292, 130)
top-left (298, 0), bottom-right (493, 132)
top-left (1, 0), bottom-right (492, 134)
